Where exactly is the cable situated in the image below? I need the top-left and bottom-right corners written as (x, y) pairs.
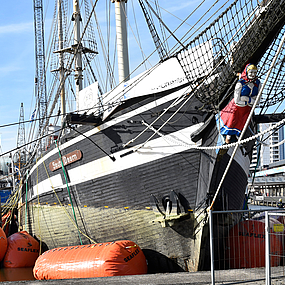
top-left (41, 151), bottom-right (97, 244)
top-left (0, 126), bottom-right (64, 158)
top-left (55, 140), bottom-right (83, 245)
top-left (68, 124), bottom-right (115, 161)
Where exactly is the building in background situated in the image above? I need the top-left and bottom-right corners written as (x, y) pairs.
top-left (248, 123), bottom-right (285, 200)
top-left (250, 123), bottom-right (285, 171)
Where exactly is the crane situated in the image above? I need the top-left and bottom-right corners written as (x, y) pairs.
top-left (16, 102), bottom-right (26, 181)
top-left (33, 0), bottom-right (47, 151)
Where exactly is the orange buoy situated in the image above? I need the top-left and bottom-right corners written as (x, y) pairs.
top-left (3, 231), bottom-right (40, 268)
top-left (33, 240), bottom-right (147, 280)
top-left (226, 219), bottom-right (283, 269)
top-left (0, 227), bottom-right (7, 262)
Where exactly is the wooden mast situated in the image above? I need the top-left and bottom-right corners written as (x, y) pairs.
top-left (112, 0), bottom-right (130, 83)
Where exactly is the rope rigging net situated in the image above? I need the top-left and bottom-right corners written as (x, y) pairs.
top-left (174, 0), bottom-right (285, 110)
top-left (6, 0), bottom-right (285, 165)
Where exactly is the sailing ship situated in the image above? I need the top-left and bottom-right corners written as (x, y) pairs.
top-left (14, 0), bottom-right (285, 272)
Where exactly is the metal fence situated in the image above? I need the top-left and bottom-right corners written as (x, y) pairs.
top-left (209, 208), bottom-right (285, 284)
top-left (265, 211), bottom-right (285, 285)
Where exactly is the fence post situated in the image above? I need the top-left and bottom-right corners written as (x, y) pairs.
top-left (265, 211), bottom-right (271, 285)
top-left (209, 209), bottom-right (215, 285)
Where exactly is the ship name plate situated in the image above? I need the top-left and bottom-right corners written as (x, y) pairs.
top-left (49, 150), bottom-right (82, 171)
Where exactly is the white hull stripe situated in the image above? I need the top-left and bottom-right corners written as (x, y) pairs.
top-left (32, 123), bottom-right (202, 199)
top-left (30, 86), bottom-right (191, 176)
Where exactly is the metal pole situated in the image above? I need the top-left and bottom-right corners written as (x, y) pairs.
top-left (209, 209), bottom-right (215, 285)
top-left (73, 0), bottom-right (83, 110)
top-left (113, 0), bottom-right (130, 83)
top-left (58, 0), bottom-right (66, 123)
top-left (265, 211), bottom-right (271, 285)
top-left (11, 152), bottom-right (16, 193)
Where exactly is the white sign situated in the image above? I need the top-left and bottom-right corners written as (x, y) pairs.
top-left (77, 82), bottom-right (99, 114)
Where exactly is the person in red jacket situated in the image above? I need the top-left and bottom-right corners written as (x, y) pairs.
top-left (218, 63), bottom-right (261, 144)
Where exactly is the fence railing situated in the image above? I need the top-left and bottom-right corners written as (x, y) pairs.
top-left (265, 211), bottom-right (285, 285)
top-left (209, 208), bottom-right (285, 284)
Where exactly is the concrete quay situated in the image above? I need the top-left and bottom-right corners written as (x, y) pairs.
top-left (0, 269), bottom-right (285, 285)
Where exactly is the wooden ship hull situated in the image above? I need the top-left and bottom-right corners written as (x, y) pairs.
top-left (19, 93), bottom-right (251, 272)
top-left (18, 0), bottom-right (285, 272)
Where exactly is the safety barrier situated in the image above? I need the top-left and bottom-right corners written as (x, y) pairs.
top-left (209, 208), bottom-right (285, 284)
top-left (265, 211), bottom-right (285, 285)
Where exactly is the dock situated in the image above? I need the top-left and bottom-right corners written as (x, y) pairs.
top-left (1, 269), bottom-right (285, 285)
top-left (249, 195), bottom-right (285, 208)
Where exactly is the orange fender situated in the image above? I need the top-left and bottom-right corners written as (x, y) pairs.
top-left (3, 231), bottom-right (40, 268)
top-left (0, 227), bottom-right (7, 262)
top-left (226, 219), bottom-right (283, 268)
top-left (34, 240), bottom-right (147, 280)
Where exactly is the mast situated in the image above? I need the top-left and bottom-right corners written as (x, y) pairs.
top-left (73, 0), bottom-right (83, 110)
top-left (111, 0), bottom-right (130, 83)
top-left (53, 0), bottom-right (97, 118)
top-left (58, 0), bottom-right (66, 122)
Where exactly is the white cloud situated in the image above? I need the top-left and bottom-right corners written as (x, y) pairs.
top-left (0, 22), bottom-right (33, 35)
top-left (0, 64), bottom-right (22, 75)
top-left (157, 1), bottom-right (197, 14)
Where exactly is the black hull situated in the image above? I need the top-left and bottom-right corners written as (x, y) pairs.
top-left (16, 0), bottom-right (285, 272)
top-left (19, 93), bottom-right (252, 272)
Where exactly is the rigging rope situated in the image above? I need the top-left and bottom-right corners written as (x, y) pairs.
top-left (25, 170), bottom-right (28, 231)
top-left (136, 114), bottom-right (285, 152)
top-left (36, 158), bottom-right (42, 255)
top-left (41, 153), bottom-right (97, 244)
top-left (23, 0), bottom-right (285, 158)
top-left (55, 140), bottom-right (83, 245)
top-left (209, 30), bottom-right (285, 211)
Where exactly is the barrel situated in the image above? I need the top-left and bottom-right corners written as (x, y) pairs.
top-left (3, 231), bottom-right (40, 268)
top-left (33, 240), bottom-right (148, 280)
top-left (226, 219), bottom-right (283, 268)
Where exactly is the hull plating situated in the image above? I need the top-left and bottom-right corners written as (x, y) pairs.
top-left (20, 94), bottom-right (250, 272)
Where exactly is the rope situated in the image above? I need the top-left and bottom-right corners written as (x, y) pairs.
top-left (36, 157), bottom-right (42, 255)
top-left (208, 31), bottom-right (285, 211)
top-left (55, 140), bottom-right (83, 245)
top-left (1, 190), bottom-right (19, 230)
top-left (41, 153), bottom-right (97, 244)
top-left (135, 114), bottom-right (285, 152)
top-left (25, 170), bottom-right (28, 231)
top-left (123, 89), bottom-right (193, 148)
top-left (249, 141), bottom-right (261, 192)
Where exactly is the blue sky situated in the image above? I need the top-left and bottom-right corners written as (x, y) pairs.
top-left (3, 0), bottom-right (270, 156)
top-left (0, 1), bottom-right (35, 154)
top-left (0, 0), bottom-right (204, 155)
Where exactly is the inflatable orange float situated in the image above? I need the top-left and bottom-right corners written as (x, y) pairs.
top-left (0, 227), bottom-right (7, 262)
top-left (34, 240), bottom-right (147, 280)
top-left (3, 231), bottom-right (40, 268)
top-left (226, 219), bottom-right (283, 268)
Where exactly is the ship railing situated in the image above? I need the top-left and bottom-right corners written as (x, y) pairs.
top-left (209, 208), bottom-right (285, 284)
